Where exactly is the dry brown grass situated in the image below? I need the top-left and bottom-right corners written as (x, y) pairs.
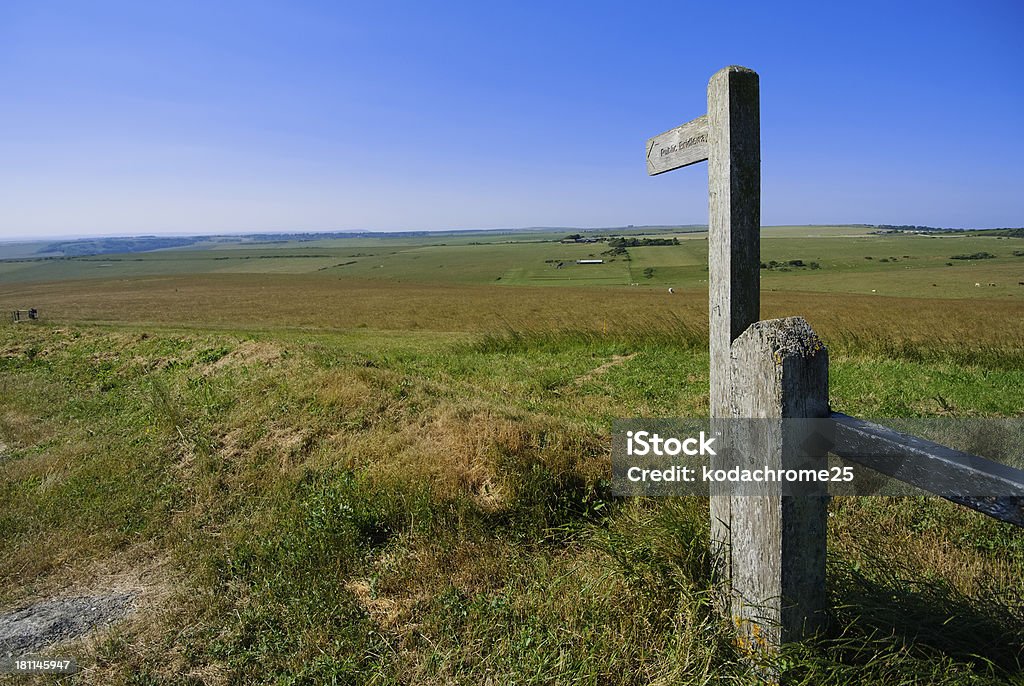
top-left (351, 401), bottom-right (606, 513)
top-left (3, 275), bottom-right (1023, 353)
top-left (347, 537), bottom-right (518, 637)
top-left (374, 405), bottom-right (520, 510)
top-left (206, 339), bottom-right (284, 372)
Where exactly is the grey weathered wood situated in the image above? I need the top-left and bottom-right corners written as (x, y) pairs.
top-left (831, 413), bottom-right (1024, 527)
top-left (707, 65), bottom-right (761, 586)
top-left (646, 115), bottom-right (709, 175)
top-left (708, 65), bottom-right (761, 418)
top-left (641, 66), bottom-right (1021, 661)
top-left (728, 317), bottom-right (830, 650)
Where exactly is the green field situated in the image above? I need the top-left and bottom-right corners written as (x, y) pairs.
top-left (1, 226), bottom-right (1022, 684)
top-left (3, 226), bottom-right (1023, 299)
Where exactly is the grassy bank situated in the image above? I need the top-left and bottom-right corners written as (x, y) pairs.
top-left (1, 322), bottom-right (1022, 684)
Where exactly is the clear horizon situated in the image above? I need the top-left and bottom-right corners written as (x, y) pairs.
top-left (2, 1), bottom-right (1022, 239)
top-left (0, 222), bottom-right (1016, 244)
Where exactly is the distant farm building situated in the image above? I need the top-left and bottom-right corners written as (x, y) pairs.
top-left (575, 259), bottom-right (604, 265)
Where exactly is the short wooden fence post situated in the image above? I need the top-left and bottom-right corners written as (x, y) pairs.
top-left (725, 316), bottom-right (830, 650)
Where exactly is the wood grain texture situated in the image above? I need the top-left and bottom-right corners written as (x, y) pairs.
top-left (707, 65), bottom-right (762, 587)
top-left (728, 317), bottom-right (830, 650)
top-left (645, 115), bottom-right (709, 175)
top-left (831, 413), bottom-right (1024, 527)
top-left (708, 65), bottom-right (761, 419)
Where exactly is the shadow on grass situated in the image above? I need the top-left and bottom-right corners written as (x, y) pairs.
top-left (814, 551), bottom-right (1024, 678)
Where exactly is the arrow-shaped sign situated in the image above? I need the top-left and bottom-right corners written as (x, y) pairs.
top-left (645, 114), bottom-right (709, 176)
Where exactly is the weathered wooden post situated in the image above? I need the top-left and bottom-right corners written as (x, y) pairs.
top-left (646, 66), bottom-right (829, 650)
top-left (707, 66), bottom-right (760, 419)
top-left (706, 67), bottom-right (761, 593)
top-left (728, 317), bottom-right (829, 648)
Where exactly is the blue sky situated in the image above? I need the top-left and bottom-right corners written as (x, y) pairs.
top-left (1, 0), bottom-right (1022, 238)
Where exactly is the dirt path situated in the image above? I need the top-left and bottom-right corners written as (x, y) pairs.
top-left (574, 353), bottom-right (638, 385)
top-left (0, 592), bottom-right (136, 657)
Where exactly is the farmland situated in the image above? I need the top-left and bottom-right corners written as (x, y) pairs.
top-left (3, 226), bottom-right (1024, 300)
top-left (1, 225), bottom-right (1023, 684)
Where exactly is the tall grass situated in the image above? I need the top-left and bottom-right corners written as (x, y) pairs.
top-left (468, 314), bottom-right (1024, 371)
top-left (827, 327), bottom-right (1024, 369)
top-left (0, 324), bottom-right (1022, 684)
top-left (469, 312), bottom-right (709, 354)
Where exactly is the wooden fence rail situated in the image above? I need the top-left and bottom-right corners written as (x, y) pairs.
top-left (831, 413), bottom-right (1024, 526)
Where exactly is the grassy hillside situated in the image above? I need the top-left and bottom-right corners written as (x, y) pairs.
top-left (1, 322), bottom-right (1022, 684)
top-left (0, 226), bottom-right (1022, 684)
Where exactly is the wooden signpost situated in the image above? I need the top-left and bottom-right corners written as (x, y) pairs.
top-left (644, 64), bottom-right (1024, 656)
top-left (645, 65), bottom-right (1024, 661)
top-left (645, 66), bottom-right (828, 650)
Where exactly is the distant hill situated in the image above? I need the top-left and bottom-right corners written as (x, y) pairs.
top-left (39, 236), bottom-right (204, 257)
top-left (7, 224), bottom-right (1018, 261)
top-left (10, 226), bottom-right (711, 259)
top-left (873, 224), bottom-right (1024, 235)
